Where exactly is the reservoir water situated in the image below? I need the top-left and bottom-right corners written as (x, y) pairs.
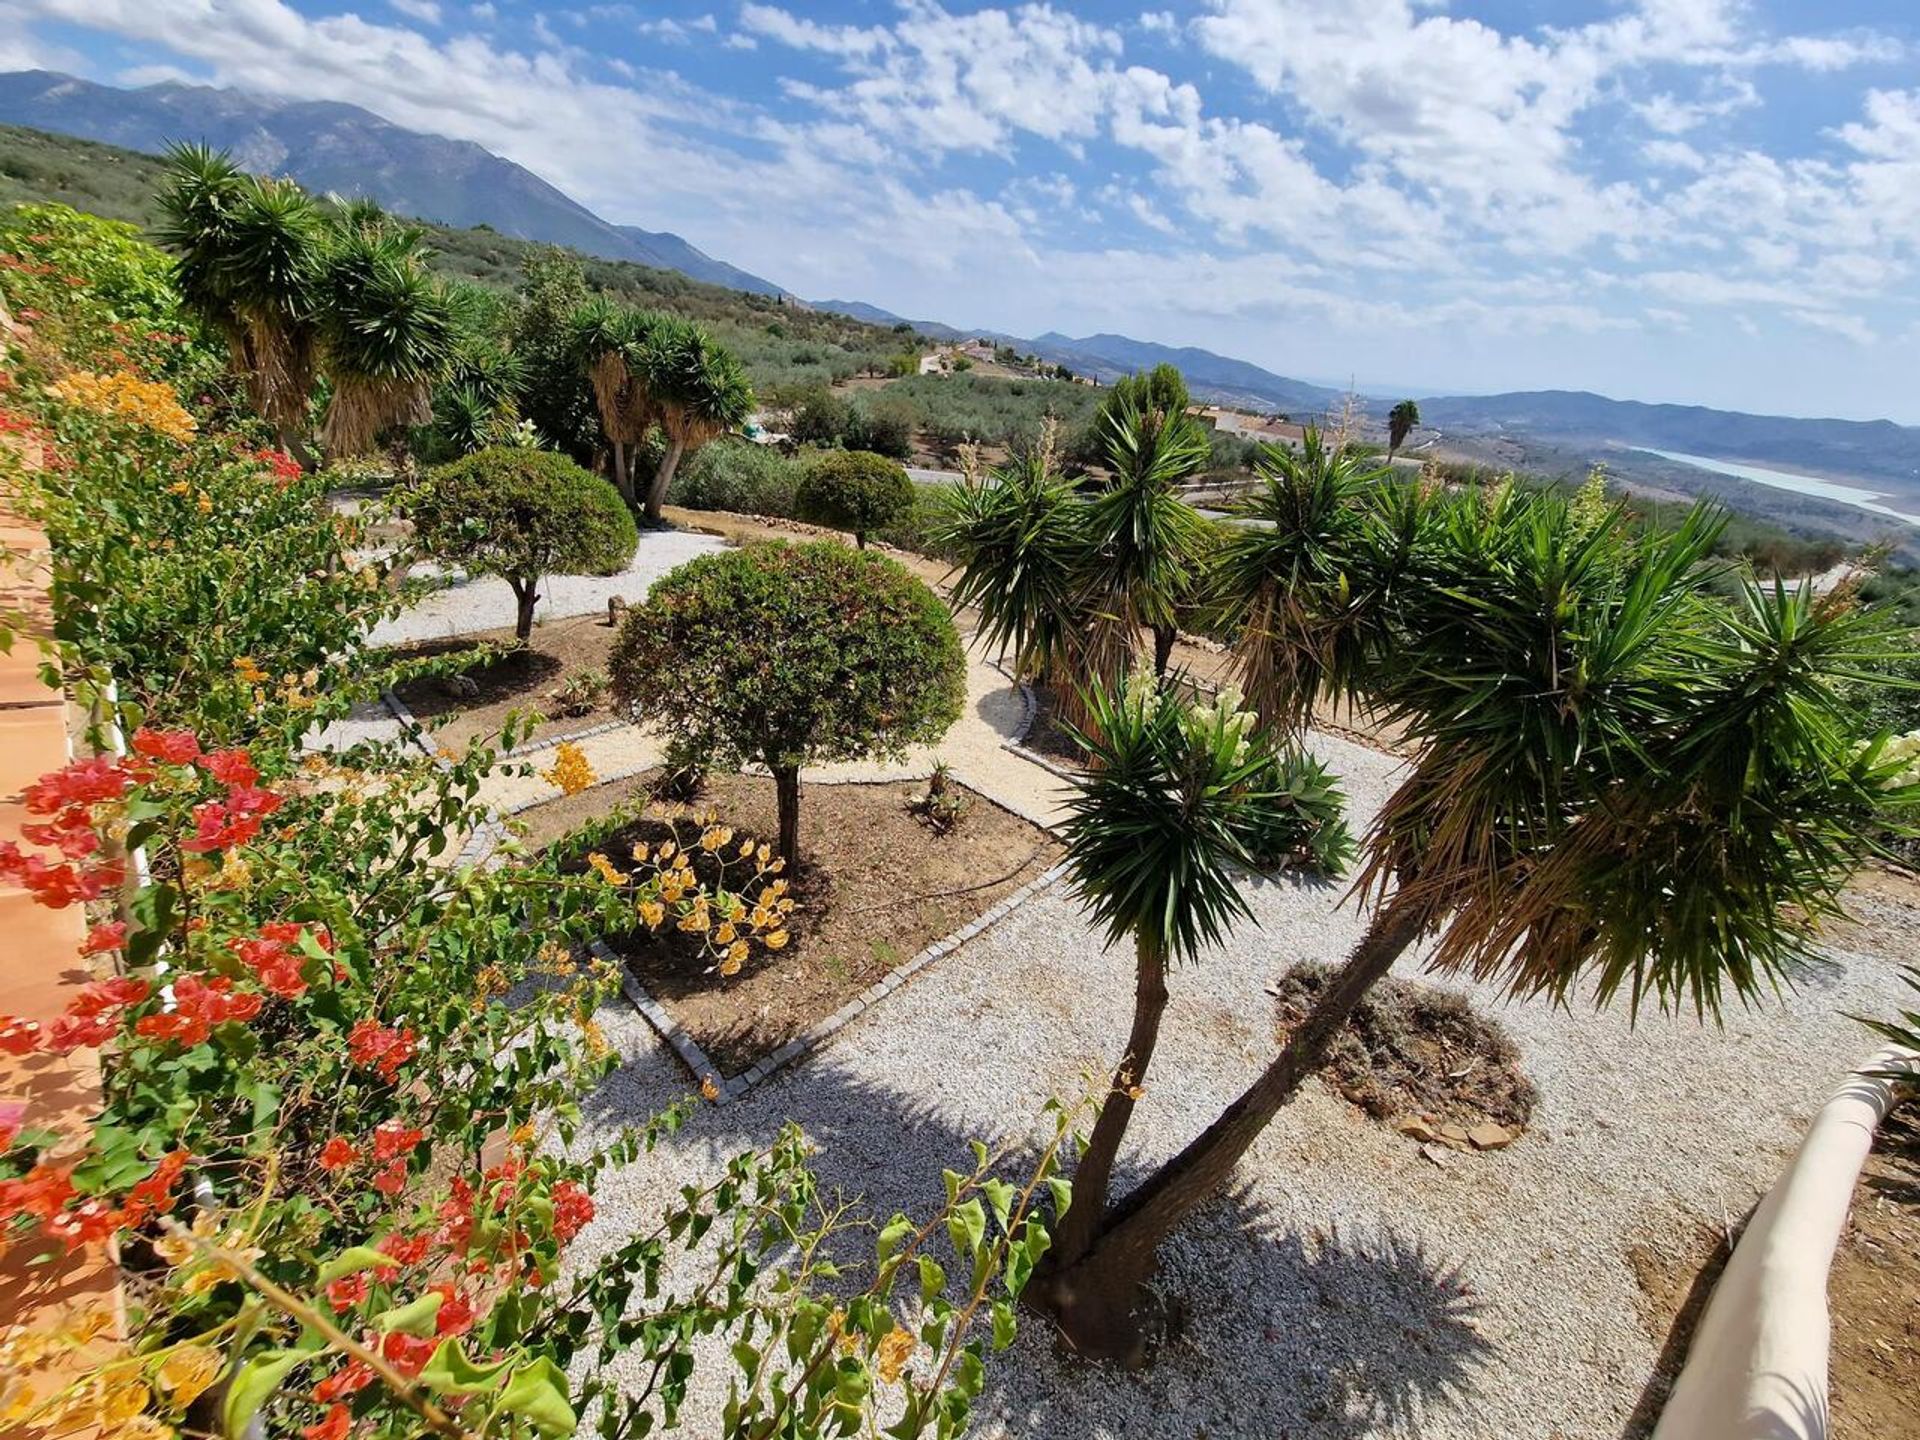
top-left (1634, 447), bottom-right (1920, 527)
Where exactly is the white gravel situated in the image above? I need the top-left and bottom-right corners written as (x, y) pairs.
top-left (563, 730), bottom-right (1919, 1440)
top-left (367, 528), bottom-right (725, 646)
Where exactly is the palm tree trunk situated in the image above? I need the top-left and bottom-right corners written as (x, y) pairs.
top-left (1039, 899), bottom-right (1424, 1363)
top-left (1049, 936), bottom-right (1169, 1268)
top-left (612, 440), bottom-right (633, 505)
top-left (1152, 622), bottom-right (1176, 679)
top-left (645, 436), bottom-right (688, 525)
top-left (771, 764), bottom-right (801, 874)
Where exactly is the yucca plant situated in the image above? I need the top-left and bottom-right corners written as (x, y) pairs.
top-left (636, 316), bottom-right (753, 524)
top-left (1039, 668), bottom-right (1352, 1325)
top-left (316, 214), bottom-right (456, 457)
top-left (1035, 485), bottom-right (1920, 1363)
top-left (1211, 429), bottom-right (1424, 734)
top-left (156, 143), bottom-right (324, 458)
top-left (568, 297), bottom-right (662, 503)
top-left (938, 422), bottom-right (1085, 682)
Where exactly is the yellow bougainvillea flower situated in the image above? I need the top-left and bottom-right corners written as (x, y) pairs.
top-left (699, 1076), bottom-right (721, 1102)
top-left (638, 900), bottom-right (665, 928)
top-left (113, 1415), bottom-right (175, 1440)
top-left (764, 930), bottom-right (789, 951)
top-left (47, 370), bottom-right (197, 444)
top-left (155, 1346), bottom-right (221, 1409)
top-left (586, 852), bottom-right (628, 886)
top-left (629, 840), bottom-right (650, 864)
top-left (99, 1380), bottom-right (149, 1427)
top-left (543, 741), bottom-right (596, 797)
top-left (875, 1327), bottom-right (915, 1384)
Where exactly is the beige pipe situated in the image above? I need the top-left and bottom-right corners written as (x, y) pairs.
top-left (1654, 1046), bottom-right (1918, 1440)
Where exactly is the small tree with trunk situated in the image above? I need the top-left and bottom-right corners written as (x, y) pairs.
top-left (1032, 481), bottom-right (1920, 1363)
top-left (795, 449), bottom-right (914, 548)
top-left (1038, 670), bottom-right (1350, 1324)
top-left (637, 317), bottom-right (754, 525)
top-left (611, 542), bottom-right (964, 870)
top-left (568, 297), bottom-right (661, 505)
top-left (1387, 398), bottom-right (1420, 457)
top-left (409, 447), bottom-right (637, 641)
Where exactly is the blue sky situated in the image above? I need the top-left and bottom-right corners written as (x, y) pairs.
top-left (4, 1), bottom-right (1919, 421)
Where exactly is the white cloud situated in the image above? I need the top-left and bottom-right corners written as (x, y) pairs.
top-left (388, 0), bottom-right (441, 25)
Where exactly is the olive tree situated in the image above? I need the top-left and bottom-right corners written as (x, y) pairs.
top-left (410, 447), bottom-right (638, 641)
top-left (611, 542), bottom-right (965, 869)
top-left (795, 449), bottom-right (915, 548)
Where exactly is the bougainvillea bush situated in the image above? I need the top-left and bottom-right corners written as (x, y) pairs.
top-left (0, 204), bottom-right (1068, 1440)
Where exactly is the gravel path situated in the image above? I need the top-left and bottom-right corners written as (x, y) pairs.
top-left (567, 730), bottom-right (1917, 1440)
top-left (367, 528), bottom-right (725, 646)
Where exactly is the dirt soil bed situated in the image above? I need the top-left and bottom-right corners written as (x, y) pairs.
top-left (519, 770), bottom-right (1062, 1073)
top-left (1831, 1103), bottom-right (1920, 1437)
top-left (387, 613), bottom-right (622, 751)
top-left (1274, 962), bottom-right (1537, 1142)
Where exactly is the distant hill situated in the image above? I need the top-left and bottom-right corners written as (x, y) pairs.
top-left (0, 69), bottom-right (787, 296)
top-left (1419, 388), bottom-right (1920, 499)
top-left (1025, 332), bottom-right (1344, 415)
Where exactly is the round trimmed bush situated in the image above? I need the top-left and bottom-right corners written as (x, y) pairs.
top-left (795, 450), bottom-right (916, 548)
top-left (611, 541), bottom-right (965, 867)
top-left (410, 447), bottom-right (637, 639)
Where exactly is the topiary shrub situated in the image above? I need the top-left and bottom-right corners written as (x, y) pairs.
top-left (409, 447), bottom-right (637, 640)
top-left (611, 541), bottom-right (965, 868)
top-left (795, 449), bottom-right (916, 548)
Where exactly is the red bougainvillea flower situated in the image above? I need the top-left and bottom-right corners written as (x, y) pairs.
top-left (24, 756), bottom-right (131, 813)
top-left (80, 921), bottom-right (128, 955)
top-left (371, 1159), bottom-right (408, 1196)
top-left (552, 1181), bottom-right (595, 1244)
top-left (0, 843), bottom-right (124, 908)
top-left (0, 1163), bottom-right (75, 1223)
top-left (379, 1332), bottom-right (435, 1376)
top-left (430, 1284), bottom-right (476, 1337)
top-left (375, 1230), bottom-right (430, 1268)
top-left (347, 1019), bottom-right (418, 1080)
top-left (323, 1271), bottom-right (368, 1311)
top-left (312, 1362), bottom-right (373, 1404)
top-left (180, 784), bottom-right (284, 854)
top-left (134, 974), bottom-right (262, 1048)
top-left (317, 1137), bottom-right (359, 1171)
top-left (302, 1403), bottom-right (351, 1440)
top-left (371, 1119), bottom-right (424, 1163)
top-left (131, 727), bottom-right (201, 766)
top-left (43, 1196), bottom-right (124, 1249)
top-left (121, 1150), bottom-right (190, 1225)
top-left (0, 1015), bottom-right (43, 1055)
top-left (229, 933), bottom-right (308, 1000)
top-left (203, 749), bottom-right (260, 787)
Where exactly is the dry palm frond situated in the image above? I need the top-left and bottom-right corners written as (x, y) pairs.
top-left (321, 375), bottom-right (432, 457)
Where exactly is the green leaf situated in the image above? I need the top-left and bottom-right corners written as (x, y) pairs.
top-left (980, 1179), bottom-right (1015, 1235)
top-left (945, 1198), bottom-right (986, 1266)
top-left (374, 1290), bottom-right (445, 1336)
top-left (990, 1301), bottom-right (1016, 1352)
top-left (875, 1215), bottom-right (914, 1269)
top-left (915, 1254), bottom-right (946, 1305)
top-left (496, 1357), bottom-right (578, 1438)
top-left (221, 1348), bottom-right (312, 1437)
top-left (419, 1338), bottom-right (512, 1396)
top-left (315, 1245), bottom-right (391, 1284)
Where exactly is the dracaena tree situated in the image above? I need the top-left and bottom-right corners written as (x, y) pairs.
top-left (637, 317), bottom-right (753, 524)
top-left (316, 209), bottom-right (457, 458)
top-left (568, 297), bottom-right (661, 504)
top-left (938, 399), bottom-right (1211, 732)
top-left (1035, 482), bottom-right (1920, 1363)
top-left (156, 143), bottom-right (324, 460)
top-left (1036, 670), bottom-right (1351, 1335)
top-left (1387, 398), bottom-right (1420, 457)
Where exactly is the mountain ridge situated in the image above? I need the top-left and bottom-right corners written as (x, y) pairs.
top-left (0, 69), bottom-right (787, 296)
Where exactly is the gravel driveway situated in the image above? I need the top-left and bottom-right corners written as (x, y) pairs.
top-left (566, 730), bottom-right (1917, 1439)
top-left (367, 527), bottom-right (726, 647)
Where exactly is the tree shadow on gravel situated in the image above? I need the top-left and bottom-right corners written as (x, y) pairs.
top-left (584, 1049), bottom-right (1493, 1438)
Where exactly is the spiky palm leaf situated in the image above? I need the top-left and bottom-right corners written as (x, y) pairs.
top-left (567, 298), bottom-right (661, 445)
top-left (318, 222), bottom-right (456, 456)
top-left (157, 144), bottom-right (323, 434)
top-left (1211, 429), bottom-right (1416, 734)
top-left (936, 428), bottom-right (1086, 680)
top-left (638, 318), bottom-right (754, 518)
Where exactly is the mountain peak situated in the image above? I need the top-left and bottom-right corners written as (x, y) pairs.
top-left (0, 68), bottom-right (788, 296)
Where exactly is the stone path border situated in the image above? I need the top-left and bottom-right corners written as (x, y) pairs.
top-left (597, 859), bottom-right (1071, 1103)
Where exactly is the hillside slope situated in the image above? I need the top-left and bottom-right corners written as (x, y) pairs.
top-left (0, 69), bottom-right (786, 295)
